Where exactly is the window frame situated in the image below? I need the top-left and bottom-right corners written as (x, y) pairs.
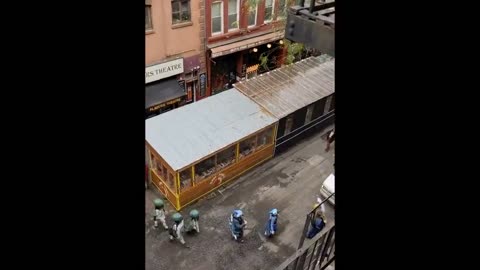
top-left (179, 167), bottom-right (193, 192)
top-left (145, 4), bottom-right (153, 31)
top-left (228, 0), bottom-right (240, 31)
top-left (171, 0), bottom-right (192, 25)
top-left (277, 0), bottom-right (288, 20)
top-left (264, 0), bottom-right (275, 23)
top-left (305, 104), bottom-right (314, 124)
top-left (194, 155), bottom-right (217, 182)
top-left (247, 2), bottom-right (258, 28)
top-left (239, 134), bottom-right (258, 160)
top-left (256, 126), bottom-right (274, 150)
top-left (211, 1), bottom-right (224, 35)
top-left (216, 144), bottom-right (237, 171)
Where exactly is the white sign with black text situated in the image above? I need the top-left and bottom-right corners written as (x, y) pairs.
top-left (145, 58), bottom-right (184, 84)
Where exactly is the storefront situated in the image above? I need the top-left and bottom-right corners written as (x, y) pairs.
top-left (145, 89), bottom-right (277, 210)
top-left (145, 58), bottom-right (187, 119)
top-left (179, 55), bottom-right (209, 103)
top-left (207, 31), bottom-right (285, 95)
top-left (234, 55), bottom-right (335, 153)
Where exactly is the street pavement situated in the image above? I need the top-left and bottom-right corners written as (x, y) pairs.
top-left (146, 127), bottom-right (335, 270)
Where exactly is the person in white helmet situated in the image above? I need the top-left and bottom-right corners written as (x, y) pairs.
top-left (153, 199), bottom-right (168, 230)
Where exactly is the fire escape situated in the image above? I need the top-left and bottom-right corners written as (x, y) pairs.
top-left (285, 0), bottom-right (335, 57)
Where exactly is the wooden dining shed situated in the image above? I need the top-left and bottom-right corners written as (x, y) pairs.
top-left (145, 89), bottom-right (278, 210)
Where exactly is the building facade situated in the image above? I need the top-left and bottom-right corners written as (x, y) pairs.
top-left (205, 0), bottom-right (291, 95)
top-left (145, 0), bottom-right (208, 119)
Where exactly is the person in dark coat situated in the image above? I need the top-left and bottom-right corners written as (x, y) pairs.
top-left (229, 210), bottom-right (247, 242)
top-left (325, 129), bottom-right (335, 152)
top-left (306, 212), bottom-right (326, 239)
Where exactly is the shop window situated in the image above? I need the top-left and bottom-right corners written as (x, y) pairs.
top-left (195, 156), bottom-right (216, 181)
top-left (172, 0), bottom-right (191, 24)
top-left (264, 0), bottom-right (274, 22)
top-left (256, 127), bottom-right (274, 149)
top-left (216, 145), bottom-right (236, 170)
top-left (180, 167), bottom-right (193, 191)
top-left (239, 136), bottom-right (257, 160)
top-left (305, 104), bottom-right (314, 124)
top-left (228, 0), bottom-right (239, 30)
top-left (211, 2), bottom-right (223, 35)
top-left (145, 4), bottom-right (153, 30)
top-left (247, 3), bottom-right (257, 27)
top-left (167, 172), bottom-right (176, 192)
top-left (284, 115), bottom-right (294, 136)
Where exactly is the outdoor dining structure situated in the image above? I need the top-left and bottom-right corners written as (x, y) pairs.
top-left (234, 55), bottom-right (335, 153)
top-left (145, 56), bottom-right (335, 210)
top-left (145, 89), bottom-right (277, 210)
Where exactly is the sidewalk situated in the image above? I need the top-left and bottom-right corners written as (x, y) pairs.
top-left (146, 128), bottom-right (335, 270)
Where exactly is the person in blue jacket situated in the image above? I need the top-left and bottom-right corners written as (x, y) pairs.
top-left (229, 209), bottom-right (247, 242)
top-left (306, 211), bottom-right (326, 239)
top-left (264, 208), bottom-right (279, 237)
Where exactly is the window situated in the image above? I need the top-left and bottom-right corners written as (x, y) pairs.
top-left (228, 0), bottom-right (239, 30)
top-left (172, 0), bottom-right (191, 24)
top-left (151, 154), bottom-right (160, 173)
top-left (284, 115), bottom-right (294, 135)
top-left (239, 136), bottom-right (257, 160)
top-left (256, 127), bottom-right (274, 149)
top-left (162, 165), bottom-right (168, 181)
top-left (247, 2), bottom-right (257, 27)
top-left (145, 4), bottom-right (153, 30)
top-left (264, 0), bottom-right (274, 22)
top-left (216, 145), bottom-right (236, 170)
top-left (211, 2), bottom-right (223, 34)
top-left (305, 104), bottom-right (314, 124)
top-left (195, 156), bottom-right (216, 181)
top-left (167, 172), bottom-right (176, 192)
top-left (180, 167), bottom-right (193, 191)
top-left (278, 0), bottom-right (287, 19)
top-left (323, 95), bottom-right (333, 115)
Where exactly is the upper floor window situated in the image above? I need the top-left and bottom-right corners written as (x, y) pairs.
top-left (247, 2), bottom-right (258, 27)
top-left (172, 0), bottom-right (191, 24)
top-left (211, 2), bottom-right (223, 35)
top-left (228, 0), bottom-right (239, 30)
top-left (278, 0), bottom-right (287, 19)
top-left (145, 4), bottom-right (153, 30)
top-left (264, 0), bottom-right (274, 22)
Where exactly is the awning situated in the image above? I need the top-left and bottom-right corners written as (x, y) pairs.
top-left (210, 32), bottom-right (284, 58)
top-left (145, 78), bottom-right (185, 109)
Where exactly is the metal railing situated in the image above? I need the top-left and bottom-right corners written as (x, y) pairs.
top-left (275, 223), bottom-right (335, 270)
top-left (276, 193), bottom-right (335, 270)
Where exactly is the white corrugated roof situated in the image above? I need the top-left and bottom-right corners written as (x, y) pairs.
top-left (145, 89), bottom-right (278, 171)
top-left (234, 56), bottom-right (334, 119)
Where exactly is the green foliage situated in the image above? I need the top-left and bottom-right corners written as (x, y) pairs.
top-left (242, 0), bottom-right (307, 69)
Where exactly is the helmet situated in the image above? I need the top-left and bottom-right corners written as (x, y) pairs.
top-left (190, 209), bottom-right (200, 219)
top-left (153, 199), bottom-right (164, 208)
top-left (172, 213), bottom-right (183, 222)
top-left (233, 210), bottom-right (243, 218)
top-left (270, 208), bottom-right (278, 215)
